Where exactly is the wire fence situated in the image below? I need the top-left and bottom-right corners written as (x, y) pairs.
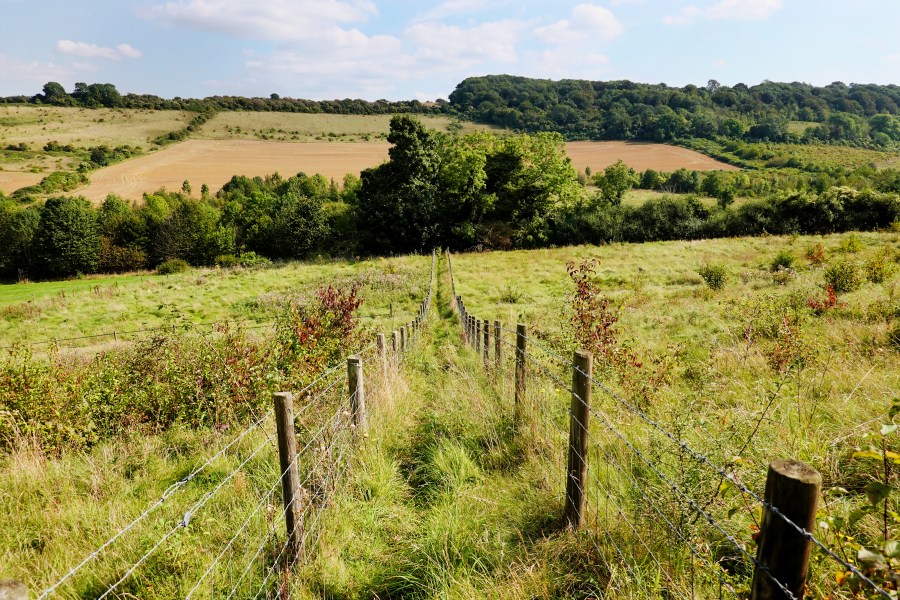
top-left (31, 251), bottom-right (438, 598)
top-left (446, 249), bottom-right (892, 600)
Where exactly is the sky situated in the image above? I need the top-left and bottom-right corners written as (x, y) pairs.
top-left (1, 0), bottom-right (898, 101)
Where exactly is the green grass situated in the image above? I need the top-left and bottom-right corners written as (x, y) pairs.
top-left (4, 237), bottom-right (900, 597)
top-left (0, 255), bottom-right (431, 349)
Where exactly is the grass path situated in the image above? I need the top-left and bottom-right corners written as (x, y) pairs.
top-left (296, 255), bottom-right (603, 599)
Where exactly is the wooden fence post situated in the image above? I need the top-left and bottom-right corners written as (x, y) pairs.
top-left (483, 318), bottom-right (490, 366)
top-left (475, 318), bottom-right (482, 354)
top-left (494, 320), bottom-right (501, 369)
top-left (274, 392), bottom-right (303, 560)
top-left (751, 460), bottom-right (822, 600)
top-left (347, 356), bottom-right (367, 431)
top-left (515, 324), bottom-right (527, 414)
top-left (391, 330), bottom-right (398, 353)
top-left (376, 334), bottom-right (387, 378)
top-left (565, 350), bottom-right (592, 529)
top-left (400, 326), bottom-right (406, 352)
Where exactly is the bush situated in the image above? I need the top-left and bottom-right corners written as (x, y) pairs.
top-left (864, 251), bottom-right (897, 283)
top-left (772, 266), bottom-right (797, 285)
top-left (698, 264), bottom-right (727, 290)
top-left (215, 254), bottom-right (240, 268)
top-left (824, 260), bottom-right (863, 293)
top-left (770, 249), bottom-right (796, 272)
top-left (238, 251), bottom-right (272, 268)
top-left (838, 234), bottom-right (863, 253)
top-left (156, 258), bottom-right (189, 275)
top-left (805, 242), bottom-right (827, 265)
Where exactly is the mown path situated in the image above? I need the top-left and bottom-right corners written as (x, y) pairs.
top-left (298, 256), bottom-right (601, 599)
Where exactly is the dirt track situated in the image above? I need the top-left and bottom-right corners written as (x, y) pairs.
top-left (0, 171), bottom-right (44, 194)
top-left (70, 139), bottom-right (737, 202)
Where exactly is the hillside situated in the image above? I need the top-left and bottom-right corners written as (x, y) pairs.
top-left (448, 75), bottom-right (900, 146)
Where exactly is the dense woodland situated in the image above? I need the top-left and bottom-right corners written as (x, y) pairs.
top-left (449, 75), bottom-right (900, 146)
top-left (2, 116), bottom-right (899, 280)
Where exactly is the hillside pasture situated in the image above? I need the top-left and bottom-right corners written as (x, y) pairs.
top-left (197, 111), bottom-right (496, 142)
top-left (0, 105), bottom-right (192, 148)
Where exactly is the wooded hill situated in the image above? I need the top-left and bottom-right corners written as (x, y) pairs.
top-left (448, 75), bottom-right (900, 146)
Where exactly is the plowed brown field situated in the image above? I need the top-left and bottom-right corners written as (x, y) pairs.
top-left (74, 139), bottom-right (738, 202)
top-left (0, 171), bottom-right (43, 194)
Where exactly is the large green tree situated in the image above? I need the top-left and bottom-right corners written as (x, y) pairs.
top-left (33, 197), bottom-right (101, 277)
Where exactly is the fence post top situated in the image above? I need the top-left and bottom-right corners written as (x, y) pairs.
top-left (574, 349), bottom-right (592, 361)
top-left (347, 355), bottom-right (362, 365)
top-left (273, 391), bottom-right (293, 400)
top-left (769, 459), bottom-right (822, 485)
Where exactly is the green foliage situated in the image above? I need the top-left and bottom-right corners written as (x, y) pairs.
top-left (770, 249), bottom-right (796, 272)
top-left (824, 260), bottom-right (863, 293)
top-left (33, 197), bottom-right (100, 278)
top-left (593, 159), bottom-right (638, 205)
top-left (156, 258), bottom-right (188, 275)
top-left (864, 250), bottom-right (897, 283)
top-left (839, 234), bottom-right (864, 253)
top-left (12, 171), bottom-right (88, 199)
top-left (697, 264), bottom-right (727, 290)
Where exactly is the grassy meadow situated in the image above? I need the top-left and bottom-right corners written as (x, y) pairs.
top-left (197, 112), bottom-right (497, 143)
top-left (3, 234), bottom-right (899, 597)
top-left (0, 255), bottom-right (431, 350)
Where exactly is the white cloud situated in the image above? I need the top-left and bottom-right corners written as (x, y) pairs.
top-left (148, 0), bottom-right (377, 41)
top-left (56, 40), bottom-right (143, 60)
top-left (116, 43), bottom-right (144, 59)
top-left (664, 0), bottom-right (782, 25)
top-left (412, 0), bottom-right (511, 23)
top-left (406, 20), bottom-right (524, 66)
top-left (535, 4), bottom-right (623, 44)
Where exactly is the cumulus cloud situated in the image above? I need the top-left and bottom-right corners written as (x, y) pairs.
top-left (664, 0), bottom-right (782, 25)
top-left (56, 40), bottom-right (143, 60)
top-left (147, 0), bottom-right (376, 41)
top-left (412, 0), bottom-right (511, 23)
top-left (406, 20), bottom-right (523, 66)
top-left (535, 4), bottom-right (623, 44)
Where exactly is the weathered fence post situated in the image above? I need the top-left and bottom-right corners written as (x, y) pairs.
top-left (475, 318), bottom-right (482, 354)
top-left (751, 460), bottom-right (822, 600)
top-left (494, 320), bottom-right (501, 369)
top-left (274, 392), bottom-right (303, 560)
top-left (515, 323), bottom-right (527, 413)
top-left (565, 350), bottom-right (592, 529)
top-left (400, 326), bottom-right (406, 352)
top-left (376, 333), bottom-right (387, 377)
top-left (347, 356), bottom-right (367, 431)
top-left (391, 330), bottom-right (398, 353)
top-left (483, 318), bottom-right (490, 366)
top-left (405, 324), bottom-right (411, 347)
top-left (0, 581), bottom-right (27, 600)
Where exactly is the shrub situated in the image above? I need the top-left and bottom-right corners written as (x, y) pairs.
top-left (771, 266), bottom-right (797, 285)
top-left (698, 264), bottom-right (727, 290)
top-left (33, 196), bottom-right (100, 278)
top-left (838, 234), bottom-right (863, 253)
top-left (156, 258), bottom-right (189, 275)
top-left (215, 254), bottom-right (240, 268)
top-left (864, 251), bottom-right (897, 283)
top-left (805, 242), bottom-right (827, 265)
top-left (770, 249), bottom-right (796, 272)
top-left (239, 251), bottom-right (271, 268)
top-left (824, 260), bottom-right (862, 293)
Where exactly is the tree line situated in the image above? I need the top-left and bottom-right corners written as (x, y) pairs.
top-left (449, 75), bottom-right (900, 147)
top-left (1, 116), bottom-right (898, 281)
top-left (2, 81), bottom-right (445, 115)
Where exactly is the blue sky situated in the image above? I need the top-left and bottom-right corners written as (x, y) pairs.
top-left (1, 0), bottom-right (898, 101)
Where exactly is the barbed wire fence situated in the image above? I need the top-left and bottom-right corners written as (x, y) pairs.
top-left (446, 248), bottom-right (892, 600)
top-left (29, 250), bottom-right (436, 599)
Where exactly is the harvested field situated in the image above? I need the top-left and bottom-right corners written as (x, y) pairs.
top-left (79, 139), bottom-right (391, 202)
top-left (76, 139), bottom-right (741, 202)
top-left (566, 141), bottom-right (740, 172)
top-left (0, 171), bottom-right (43, 194)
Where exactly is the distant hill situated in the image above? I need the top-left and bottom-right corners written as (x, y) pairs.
top-left (447, 75), bottom-right (900, 146)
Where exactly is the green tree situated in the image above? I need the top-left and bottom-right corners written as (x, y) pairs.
top-left (41, 82), bottom-right (72, 105)
top-left (33, 197), bottom-right (101, 277)
top-left (0, 199), bottom-right (40, 278)
top-left (593, 160), bottom-right (638, 205)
